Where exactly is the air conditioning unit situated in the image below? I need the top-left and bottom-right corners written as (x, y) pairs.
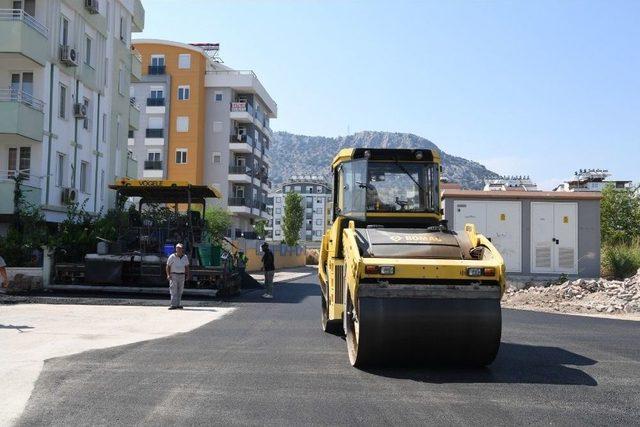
top-left (60, 45), bottom-right (78, 67)
top-left (85, 0), bottom-right (99, 14)
top-left (73, 103), bottom-right (87, 119)
top-left (62, 188), bottom-right (78, 204)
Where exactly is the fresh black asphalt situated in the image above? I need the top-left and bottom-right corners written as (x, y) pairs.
top-left (17, 275), bottom-right (640, 426)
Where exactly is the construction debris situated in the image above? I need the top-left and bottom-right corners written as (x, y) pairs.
top-left (503, 270), bottom-right (640, 316)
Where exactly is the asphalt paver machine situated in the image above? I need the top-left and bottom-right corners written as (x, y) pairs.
top-left (318, 148), bottom-right (506, 367)
top-left (55, 179), bottom-right (240, 295)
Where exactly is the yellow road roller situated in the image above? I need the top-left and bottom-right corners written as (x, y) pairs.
top-left (318, 148), bottom-right (506, 367)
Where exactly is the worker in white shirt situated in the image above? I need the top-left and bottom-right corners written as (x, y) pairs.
top-left (166, 243), bottom-right (190, 310)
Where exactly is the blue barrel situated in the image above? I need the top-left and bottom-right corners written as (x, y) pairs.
top-left (163, 244), bottom-right (174, 257)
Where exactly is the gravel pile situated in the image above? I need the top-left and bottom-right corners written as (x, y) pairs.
top-left (503, 270), bottom-right (640, 315)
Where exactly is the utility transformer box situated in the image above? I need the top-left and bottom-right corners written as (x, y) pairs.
top-left (442, 190), bottom-right (601, 278)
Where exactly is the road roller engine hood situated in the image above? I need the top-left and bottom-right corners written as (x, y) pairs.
top-left (354, 228), bottom-right (477, 260)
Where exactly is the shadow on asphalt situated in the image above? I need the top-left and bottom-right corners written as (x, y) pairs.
top-left (225, 281), bottom-right (320, 304)
top-left (363, 342), bottom-right (598, 386)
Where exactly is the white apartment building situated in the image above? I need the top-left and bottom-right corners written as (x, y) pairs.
top-left (553, 169), bottom-right (632, 192)
top-left (268, 177), bottom-right (332, 242)
top-left (0, 0), bottom-right (144, 230)
top-left (484, 176), bottom-right (538, 192)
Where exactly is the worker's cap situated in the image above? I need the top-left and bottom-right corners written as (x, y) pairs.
top-left (175, 243), bottom-right (184, 249)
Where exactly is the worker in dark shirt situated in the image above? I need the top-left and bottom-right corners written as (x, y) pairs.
top-left (261, 242), bottom-right (275, 299)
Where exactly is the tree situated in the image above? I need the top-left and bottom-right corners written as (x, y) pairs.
top-left (282, 192), bottom-right (304, 246)
top-left (600, 184), bottom-right (640, 245)
top-left (253, 219), bottom-right (268, 240)
top-left (204, 206), bottom-right (233, 243)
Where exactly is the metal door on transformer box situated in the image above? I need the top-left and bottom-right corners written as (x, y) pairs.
top-left (531, 202), bottom-right (578, 274)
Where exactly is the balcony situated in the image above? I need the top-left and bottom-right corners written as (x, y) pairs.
top-left (0, 89), bottom-right (45, 142)
top-left (228, 197), bottom-right (251, 207)
top-left (229, 135), bottom-right (254, 154)
top-left (129, 98), bottom-right (140, 130)
top-left (0, 172), bottom-right (41, 214)
top-left (148, 65), bottom-right (166, 75)
top-left (132, 0), bottom-right (145, 32)
top-left (146, 128), bottom-right (164, 138)
top-left (126, 157), bottom-right (138, 179)
top-left (229, 165), bottom-right (252, 184)
top-left (229, 102), bottom-right (253, 123)
top-left (0, 9), bottom-right (49, 66)
top-left (146, 97), bottom-right (165, 107)
top-left (144, 160), bottom-right (162, 170)
top-left (131, 49), bottom-right (142, 81)
top-left (205, 70), bottom-right (278, 118)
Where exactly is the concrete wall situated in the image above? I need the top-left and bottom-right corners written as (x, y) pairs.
top-left (234, 240), bottom-right (306, 272)
top-left (444, 197), bottom-right (601, 278)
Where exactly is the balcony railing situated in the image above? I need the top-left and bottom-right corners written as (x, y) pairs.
top-left (148, 65), bottom-right (166, 75)
top-left (129, 97), bottom-right (140, 110)
top-left (229, 165), bottom-right (251, 175)
top-left (0, 88), bottom-right (44, 111)
top-left (0, 9), bottom-right (48, 37)
top-left (144, 160), bottom-right (162, 170)
top-left (229, 134), bottom-right (255, 147)
top-left (145, 128), bottom-right (164, 138)
top-left (228, 197), bottom-right (250, 207)
top-left (146, 97), bottom-right (165, 106)
top-left (230, 101), bottom-right (253, 115)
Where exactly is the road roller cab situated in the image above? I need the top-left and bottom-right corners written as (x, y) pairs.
top-left (318, 148), bottom-right (506, 367)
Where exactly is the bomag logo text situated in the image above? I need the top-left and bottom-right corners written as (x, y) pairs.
top-left (390, 234), bottom-right (443, 243)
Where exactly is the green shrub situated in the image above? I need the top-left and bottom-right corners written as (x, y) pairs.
top-left (602, 240), bottom-right (640, 279)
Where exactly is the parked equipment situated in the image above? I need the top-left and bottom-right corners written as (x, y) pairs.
top-left (54, 179), bottom-right (240, 296)
top-left (318, 148), bottom-right (506, 367)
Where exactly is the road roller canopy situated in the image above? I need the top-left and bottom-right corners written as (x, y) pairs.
top-left (331, 148), bottom-right (441, 220)
top-left (109, 179), bottom-right (222, 206)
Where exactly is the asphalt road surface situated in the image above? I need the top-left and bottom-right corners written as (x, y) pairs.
top-left (17, 276), bottom-right (640, 426)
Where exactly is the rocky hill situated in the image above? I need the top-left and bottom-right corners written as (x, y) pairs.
top-left (269, 131), bottom-right (498, 189)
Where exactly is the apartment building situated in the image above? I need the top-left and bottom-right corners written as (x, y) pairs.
top-left (267, 177), bottom-right (332, 242)
top-left (130, 40), bottom-right (277, 238)
top-left (553, 169), bottom-right (632, 192)
top-left (0, 0), bottom-right (144, 228)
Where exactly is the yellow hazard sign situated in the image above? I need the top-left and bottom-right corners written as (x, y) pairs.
top-left (563, 216), bottom-right (569, 224)
top-left (500, 213), bottom-right (506, 221)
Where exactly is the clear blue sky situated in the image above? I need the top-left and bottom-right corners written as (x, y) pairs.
top-left (138, 0), bottom-right (639, 189)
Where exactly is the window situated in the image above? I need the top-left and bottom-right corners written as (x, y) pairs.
top-left (214, 92), bottom-right (223, 102)
top-left (147, 151), bottom-right (161, 161)
top-left (79, 161), bottom-right (89, 193)
top-left (315, 208), bottom-right (323, 214)
top-left (176, 116), bottom-right (189, 132)
top-left (56, 154), bottom-right (65, 187)
top-left (175, 149), bottom-right (187, 164)
top-left (7, 148), bottom-right (17, 175)
top-left (178, 54), bottom-right (191, 69)
top-left (276, 197), bottom-right (282, 203)
top-left (60, 16), bottom-right (69, 46)
top-left (19, 147), bottom-right (31, 178)
top-left (150, 88), bottom-right (164, 99)
top-left (294, 186), bottom-right (301, 192)
top-left (275, 208), bottom-right (281, 214)
top-left (177, 85), bottom-right (190, 100)
top-left (212, 152), bottom-right (221, 164)
top-left (82, 98), bottom-right (90, 130)
top-left (315, 231), bottom-right (322, 237)
top-left (99, 170), bottom-right (104, 201)
top-left (85, 36), bottom-right (92, 66)
top-left (316, 219), bottom-right (322, 225)
top-left (150, 55), bottom-right (165, 66)
top-left (213, 121), bottom-right (223, 133)
top-left (119, 15), bottom-right (125, 41)
top-left (118, 64), bottom-right (125, 95)
top-left (59, 84), bottom-right (67, 118)
top-left (102, 113), bottom-right (107, 142)
top-left (275, 219), bottom-right (281, 225)
top-left (275, 230), bottom-right (281, 236)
